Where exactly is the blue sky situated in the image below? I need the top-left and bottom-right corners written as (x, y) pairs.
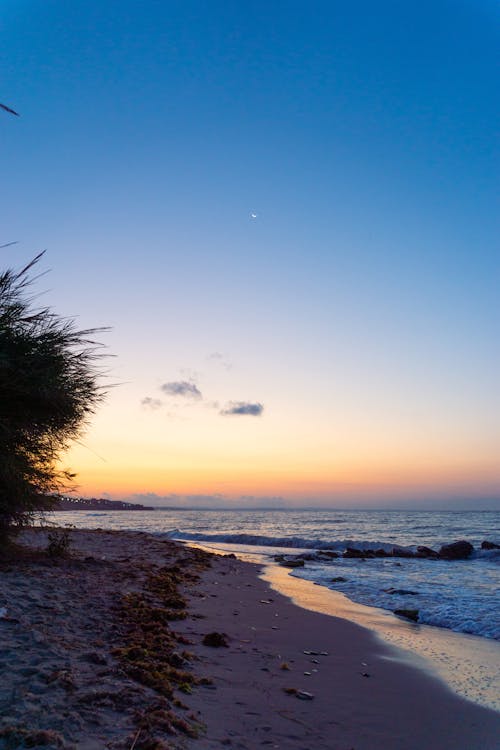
top-left (1, 1), bottom-right (499, 507)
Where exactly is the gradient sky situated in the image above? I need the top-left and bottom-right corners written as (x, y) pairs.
top-left (2, 1), bottom-right (499, 508)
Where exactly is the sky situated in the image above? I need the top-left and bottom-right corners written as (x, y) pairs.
top-left (1, 0), bottom-right (499, 508)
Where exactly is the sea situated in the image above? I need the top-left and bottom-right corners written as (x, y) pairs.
top-left (52, 508), bottom-right (499, 640)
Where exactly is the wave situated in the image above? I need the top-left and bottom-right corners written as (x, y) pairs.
top-left (164, 528), bottom-right (500, 562)
top-left (164, 529), bottom-right (412, 553)
top-left (476, 547), bottom-right (500, 561)
top-left (292, 569), bottom-right (500, 640)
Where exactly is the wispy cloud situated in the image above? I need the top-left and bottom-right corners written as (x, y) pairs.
top-left (220, 401), bottom-right (264, 416)
top-left (161, 381), bottom-right (202, 399)
top-left (141, 397), bottom-right (163, 410)
top-left (205, 400), bottom-right (220, 410)
top-left (125, 492), bottom-right (285, 508)
top-left (207, 352), bottom-right (232, 371)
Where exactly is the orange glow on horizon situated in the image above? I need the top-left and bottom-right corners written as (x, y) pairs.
top-left (64, 449), bottom-right (500, 502)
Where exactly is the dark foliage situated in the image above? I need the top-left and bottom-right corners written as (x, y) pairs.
top-left (0, 253), bottom-right (107, 539)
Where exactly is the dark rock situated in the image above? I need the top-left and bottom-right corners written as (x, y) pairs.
top-left (383, 588), bottom-right (419, 596)
top-left (344, 547), bottom-right (387, 559)
top-left (415, 546), bottom-right (439, 559)
top-left (279, 559), bottom-right (305, 568)
top-left (223, 553), bottom-right (237, 559)
top-left (438, 540), bottom-right (474, 560)
top-left (202, 632), bottom-right (228, 648)
top-left (481, 541), bottom-right (500, 550)
top-left (394, 608), bottom-right (419, 622)
top-left (274, 555), bottom-right (285, 562)
top-left (391, 547), bottom-right (414, 558)
top-left (331, 576), bottom-right (348, 583)
top-left (168, 651), bottom-right (186, 667)
top-left (318, 550), bottom-right (339, 559)
top-left (297, 553), bottom-right (317, 561)
top-left (343, 548), bottom-right (367, 559)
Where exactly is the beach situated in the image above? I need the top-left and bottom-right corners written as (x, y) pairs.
top-left (0, 529), bottom-right (498, 750)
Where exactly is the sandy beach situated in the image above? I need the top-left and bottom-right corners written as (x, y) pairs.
top-left (0, 528), bottom-right (498, 750)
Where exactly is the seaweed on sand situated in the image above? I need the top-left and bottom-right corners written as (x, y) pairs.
top-left (112, 549), bottom-right (212, 747)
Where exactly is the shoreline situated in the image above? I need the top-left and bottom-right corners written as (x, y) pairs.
top-left (0, 528), bottom-right (498, 750)
top-left (261, 563), bottom-right (500, 712)
top-left (182, 538), bottom-right (500, 712)
top-left (178, 552), bottom-right (500, 750)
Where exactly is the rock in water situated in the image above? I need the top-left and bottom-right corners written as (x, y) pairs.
top-left (279, 559), bottom-right (305, 568)
top-left (415, 546), bottom-right (439, 558)
top-left (438, 540), bottom-right (474, 560)
top-left (481, 540), bottom-right (500, 550)
top-left (391, 547), bottom-right (415, 558)
top-left (394, 608), bottom-right (419, 622)
top-left (343, 548), bottom-right (367, 559)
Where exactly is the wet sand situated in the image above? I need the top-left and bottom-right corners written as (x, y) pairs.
top-left (178, 552), bottom-right (500, 750)
top-left (261, 563), bottom-right (500, 712)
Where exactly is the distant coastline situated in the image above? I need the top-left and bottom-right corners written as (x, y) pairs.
top-left (55, 496), bottom-right (156, 511)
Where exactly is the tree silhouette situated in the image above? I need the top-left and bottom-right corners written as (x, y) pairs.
top-left (0, 253), bottom-right (107, 540)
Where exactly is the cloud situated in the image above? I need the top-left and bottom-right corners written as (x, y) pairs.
top-left (179, 367), bottom-right (201, 382)
top-left (205, 400), bottom-right (220, 410)
top-left (125, 492), bottom-right (286, 508)
top-left (220, 401), bottom-right (264, 416)
top-left (238, 495), bottom-right (286, 508)
top-left (207, 352), bottom-right (232, 371)
top-left (160, 381), bottom-right (202, 399)
top-left (141, 397), bottom-right (163, 410)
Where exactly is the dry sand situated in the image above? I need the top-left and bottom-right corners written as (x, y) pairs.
top-left (0, 528), bottom-right (498, 750)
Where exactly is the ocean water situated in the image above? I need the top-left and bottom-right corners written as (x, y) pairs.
top-left (52, 508), bottom-right (499, 641)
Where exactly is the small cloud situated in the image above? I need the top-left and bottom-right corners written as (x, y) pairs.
top-left (141, 397), bottom-right (163, 410)
top-left (205, 400), bottom-right (220, 410)
top-left (220, 401), bottom-right (264, 416)
top-left (207, 352), bottom-right (232, 371)
top-left (250, 212), bottom-right (258, 219)
top-left (180, 367), bottom-right (201, 382)
top-left (239, 495), bottom-right (287, 508)
top-left (161, 381), bottom-right (202, 399)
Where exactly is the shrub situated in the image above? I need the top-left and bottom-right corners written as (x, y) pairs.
top-left (46, 526), bottom-right (73, 558)
top-left (0, 253), bottom-right (107, 540)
